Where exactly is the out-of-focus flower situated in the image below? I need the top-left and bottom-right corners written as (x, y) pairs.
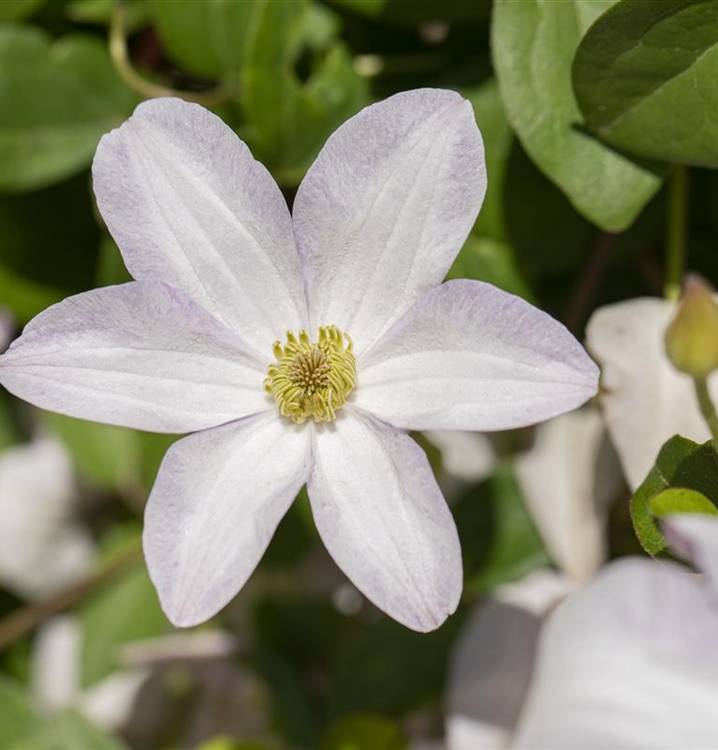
top-left (423, 430), bottom-right (497, 484)
top-left (0, 91), bottom-right (597, 631)
top-left (515, 407), bottom-right (623, 584)
top-left (445, 515), bottom-right (718, 749)
top-left (0, 437), bottom-right (94, 599)
top-left (587, 298), bottom-right (718, 489)
top-left (31, 619), bottom-right (268, 748)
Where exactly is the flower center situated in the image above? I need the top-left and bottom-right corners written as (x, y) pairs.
top-left (264, 325), bottom-right (356, 423)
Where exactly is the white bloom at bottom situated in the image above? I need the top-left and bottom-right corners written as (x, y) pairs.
top-left (446, 516), bottom-right (718, 749)
top-left (0, 91), bottom-right (598, 631)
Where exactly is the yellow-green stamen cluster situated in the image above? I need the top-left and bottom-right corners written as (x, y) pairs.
top-left (265, 325), bottom-right (356, 423)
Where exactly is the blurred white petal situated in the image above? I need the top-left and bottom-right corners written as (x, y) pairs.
top-left (423, 430), bottom-right (496, 483)
top-left (512, 559), bottom-right (718, 749)
top-left (0, 438), bottom-right (94, 598)
top-left (587, 298), bottom-right (717, 490)
top-left (31, 615), bottom-right (82, 711)
top-left (515, 408), bottom-right (623, 582)
top-left (446, 570), bottom-right (570, 750)
top-left (663, 513), bottom-right (718, 594)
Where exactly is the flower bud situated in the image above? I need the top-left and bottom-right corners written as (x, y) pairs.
top-left (665, 274), bottom-right (718, 378)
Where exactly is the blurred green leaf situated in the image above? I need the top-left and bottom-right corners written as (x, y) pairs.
top-left (0, 26), bottom-right (137, 192)
top-left (66, 0), bottom-right (148, 31)
top-left (0, 171), bottom-right (99, 322)
top-left (44, 413), bottom-right (141, 493)
top-left (151, 0), bottom-right (262, 82)
top-left (631, 435), bottom-right (718, 556)
top-left (463, 80), bottom-right (512, 242)
top-left (80, 526), bottom-right (168, 687)
top-left (242, 3), bottom-right (368, 184)
top-left (330, 0), bottom-right (490, 23)
top-left (330, 615), bottom-right (460, 716)
top-left (447, 236), bottom-right (533, 301)
top-left (0, 0), bottom-right (43, 22)
top-left (321, 713), bottom-right (406, 750)
top-left (0, 675), bottom-right (44, 749)
top-left (491, 0), bottom-right (662, 231)
top-left (95, 234), bottom-right (132, 288)
top-left (42, 710), bottom-right (127, 750)
top-left (573, 0), bottom-right (718, 167)
top-left (458, 462), bottom-right (550, 596)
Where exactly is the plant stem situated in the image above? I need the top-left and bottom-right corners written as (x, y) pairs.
top-left (0, 543), bottom-right (143, 653)
top-left (694, 376), bottom-right (718, 453)
top-left (664, 165), bottom-right (688, 302)
top-left (109, 0), bottom-right (225, 106)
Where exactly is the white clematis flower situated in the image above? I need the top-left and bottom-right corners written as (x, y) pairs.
top-left (446, 515), bottom-right (718, 749)
top-left (0, 91), bottom-right (597, 631)
top-left (587, 298), bottom-right (718, 490)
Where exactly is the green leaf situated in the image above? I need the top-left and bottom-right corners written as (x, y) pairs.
top-left (630, 435), bottom-right (718, 556)
top-left (66, 0), bottom-right (149, 32)
top-left (461, 462), bottom-right (550, 595)
top-left (491, 0), bottom-right (663, 231)
top-left (42, 710), bottom-right (127, 750)
top-left (330, 0), bottom-right (490, 23)
top-left (79, 526), bottom-right (168, 687)
top-left (462, 80), bottom-right (513, 242)
top-left (321, 714), bottom-right (407, 750)
top-left (0, 675), bottom-right (45, 749)
top-left (43, 413), bottom-right (141, 493)
top-left (649, 488), bottom-right (718, 518)
top-left (573, 0), bottom-right (718, 167)
top-left (150, 0), bottom-right (262, 81)
top-left (0, 26), bottom-right (137, 192)
top-left (447, 236), bottom-right (534, 301)
top-left (331, 616), bottom-right (461, 716)
top-left (0, 171), bottom-right (100, 320)
top-left (0, 0), bottom-right (44, 22)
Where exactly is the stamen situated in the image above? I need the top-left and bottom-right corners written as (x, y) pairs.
top-left (264, 325), bottom-right (356, 423)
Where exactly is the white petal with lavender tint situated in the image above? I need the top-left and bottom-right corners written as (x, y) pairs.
top-left (294, 88), bottom-right (486, 354)
top-left (512, 559), bottom-right (718, 749)
top-left (446, 570), bottom-right (570, 750)
top-left (144, 411), bottom-right (311, 627)
top-left (308, 410), bottom-right (462, 632)
top-left (93, 97), bottom-right (306, 357)
top-left (516, 408), bottom-right (622, 583)
top-left (587, 298), bottom-right (718, 490)
top-left (0, 282), bottom-right (268, 433)
top-left (663, 513), bottom-right (718, 593)
top-left (355, 280), bottom-right (598, 431)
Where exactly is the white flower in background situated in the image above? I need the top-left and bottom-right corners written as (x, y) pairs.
top-left (446, 515), bottom-right (718, 749)
top-left (515, 407), bottom-right (623, 583)
top-left (0, 437), bottom-right (94, 599)
top-left (0, 91), bottom-right (597, 631)
top-left (587, 298), bottom-right (718, 490)
top-left (423, 430), bottom-right (497, 484)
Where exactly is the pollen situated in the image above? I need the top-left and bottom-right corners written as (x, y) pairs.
top-left (264, 325), bottom-right (356, 423)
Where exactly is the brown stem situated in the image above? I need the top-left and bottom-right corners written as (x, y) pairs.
top-left (0, 544), bottom-right (143, 652)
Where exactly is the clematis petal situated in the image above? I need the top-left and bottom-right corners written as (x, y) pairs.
top-left (144, 411), bottom-right (311, 627)
top-left (294, 88), bottom-right (486, 354)
top-left (515, 408), bottom-right (622, 583)
top-left (0, 282), bottom-right (268, 433)
top-left (93, 97), bottom-right (306, 357)
top-left (586, 298), bottom-right (717, 490)
top-left (512, 559), bottom-right (718, 749)
top-left (446, 570), bottom-right (570, 750)
top-left (354, 280), bottom-right (598, 431)
top-left (307, 409), bottom-right (462, 632)
top-left (663, 513), bottom-right (718, 594)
